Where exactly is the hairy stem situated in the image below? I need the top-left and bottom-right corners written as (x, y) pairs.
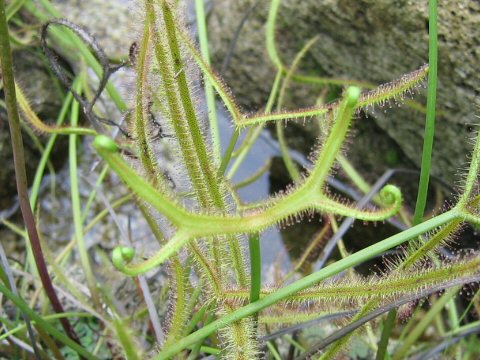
top-left (153, 210), bottom-right (459, 358)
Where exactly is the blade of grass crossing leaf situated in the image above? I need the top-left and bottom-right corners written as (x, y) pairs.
top-left (377, 1), bottom-right (438, 357)
top-left (413, 0), bottom-right (438, 226)
top-left (153, 210), bottom-right (459, 358)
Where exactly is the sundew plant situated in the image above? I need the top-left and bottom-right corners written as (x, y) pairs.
top-left (1, 0), bottom-right (480, 359)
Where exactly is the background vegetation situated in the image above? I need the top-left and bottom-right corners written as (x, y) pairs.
top-left (1, 0), bottom-right (480, 359)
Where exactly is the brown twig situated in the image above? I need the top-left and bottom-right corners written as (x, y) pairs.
top-left (0, 0), bottom-right (81, 347)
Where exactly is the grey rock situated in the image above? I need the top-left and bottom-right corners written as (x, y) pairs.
top-left (52, 0), bottom-right (135, 59)
top-left (207, 0), bottom-right (480, 186)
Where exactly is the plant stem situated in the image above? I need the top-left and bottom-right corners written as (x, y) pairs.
top-left (378, 1), bottom-right (438, 356)
top-left (413, 0), bottom-right (438, 226)
top-left (226, 70), bottom-right (282, 179)
top-left (29, 91), bottom-right (73, 208)
top-left (376, 309), bottom-right (396, 360)
top-left (248, 233), bottom-right (261, 305)
top-left (266, 0), bottom-right (282, 70)
top-left (195, 0), bottom-right (220, 162)
top-left (0, 0), bottom-right (80, 346)
top-left (69, 76), bottom-right (100, 307)
top-left (275, 36), bottom-right (319, 182)
top-left (218, 128), bottom-right (239, 177)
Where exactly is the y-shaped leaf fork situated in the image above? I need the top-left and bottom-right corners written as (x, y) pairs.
top-left (94, 86), bottom-right (403, 276)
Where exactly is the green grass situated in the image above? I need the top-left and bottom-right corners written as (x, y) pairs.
top-left (1, 0), bottom-right (480, 359)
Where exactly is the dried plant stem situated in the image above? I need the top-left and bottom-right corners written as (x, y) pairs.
top-left (0, 0), bottom-right (81, 347)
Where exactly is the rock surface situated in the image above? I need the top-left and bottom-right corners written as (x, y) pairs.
top-left (51, 0), bottom-right (134, 59)
top-left (207, 0), bottom-right (480, 186)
